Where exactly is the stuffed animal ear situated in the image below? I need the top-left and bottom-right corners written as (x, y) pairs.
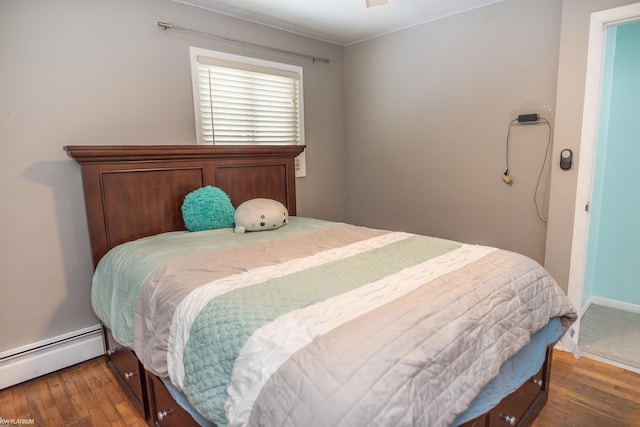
top-left (181, 186), bottom-right (235, 232)
top-left (234, 198), bottom-right (288, 233)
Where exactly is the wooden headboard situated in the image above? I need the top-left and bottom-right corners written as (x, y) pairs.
top-left (65, 145), bottom-right (304, 267)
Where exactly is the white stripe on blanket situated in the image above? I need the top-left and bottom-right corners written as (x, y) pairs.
top-left (167, 231), bottom-right (413, 389)
top-left (224, 244), bottom-right (497, 427)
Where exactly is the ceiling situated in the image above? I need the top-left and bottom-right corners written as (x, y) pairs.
top-left (175, 0), bottom-right (505, 46)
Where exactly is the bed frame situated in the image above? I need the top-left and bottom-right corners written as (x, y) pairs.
top-left (65, 144), bottom-right (551, 427)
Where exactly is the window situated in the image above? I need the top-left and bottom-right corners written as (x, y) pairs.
top-left (190, 47), bottom-right (306, 176)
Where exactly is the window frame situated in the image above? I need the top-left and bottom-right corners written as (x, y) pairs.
top-left (189, 47), bottom-right (306, 176)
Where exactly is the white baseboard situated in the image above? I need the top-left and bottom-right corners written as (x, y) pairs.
top-left (581, 351), bottom-right (640, 375)
top-left (585, 296), bottom-right (640, 314)
top-left (0, 325), bottom-right (104, 390)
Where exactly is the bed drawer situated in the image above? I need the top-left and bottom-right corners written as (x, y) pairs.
top-left (104, 329), bottom-right (147, 419)
top-left (459, 346), bottom-right (552, 427)
top-left (146, 374), bottom-right (199, 427)
top-left (490, 366), bottom-right (547, 427)
top-left (459, 413), bottom-right (489, 427)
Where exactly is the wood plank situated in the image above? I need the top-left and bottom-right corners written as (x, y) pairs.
top-left (0, 358), bottom-right (146, 427)
top-left (9, 386), bottom-right (30, 420)
top-left (532, 350), bottom-right (640, 427)
top-left (60, 369), bottom-right (91, 421)
top-left (21, 381), bottom-right (47, 423)
top-left (0, 388), bottom-right (17, 419)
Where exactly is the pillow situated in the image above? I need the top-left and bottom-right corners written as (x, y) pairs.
top-left (234, 198), bottom-right (289, 233)
top-left (181, 186), bottom-right (235, 232)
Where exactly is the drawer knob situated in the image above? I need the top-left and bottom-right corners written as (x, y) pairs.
top-left (532, 378), bottom-right (543, 388)
top-left (157, 409), bottom-right (173, 420)
top-left (501, 414), bottom-right (516, 425)
top-left (124, 371), bottom-right (137, 380)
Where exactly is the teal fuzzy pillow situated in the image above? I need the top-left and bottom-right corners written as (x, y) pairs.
top-left (182, 186), bottom-right (235, 232)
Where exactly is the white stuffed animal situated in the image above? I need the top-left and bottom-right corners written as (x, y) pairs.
top-left (234, 198), bottom-right (289, 233)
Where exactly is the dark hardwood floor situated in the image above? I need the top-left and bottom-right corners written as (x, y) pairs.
top-left (0, 350), bottom-right (638, 426)
top-left (0, 357), bottom-right (146, 427)
top-left (533, 352), bottom-right (640, 427)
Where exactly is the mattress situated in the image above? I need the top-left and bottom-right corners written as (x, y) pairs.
top-left (92, 217), bottom-right (576, 427)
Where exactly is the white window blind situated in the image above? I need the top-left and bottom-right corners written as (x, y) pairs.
top-left (192, 50), bottom-right (303, 147)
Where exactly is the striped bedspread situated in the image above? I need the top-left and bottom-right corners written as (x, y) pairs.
top-left (92, 217), bottom-right (576, 427)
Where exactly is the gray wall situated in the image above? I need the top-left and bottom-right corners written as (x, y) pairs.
top-left (344, 0), bottom-right (562, 264)
top-left (0, 0), bottom-right (345, 354)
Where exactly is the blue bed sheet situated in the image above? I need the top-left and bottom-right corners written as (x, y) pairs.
top-left (453, 317), bottom-right (563, 425)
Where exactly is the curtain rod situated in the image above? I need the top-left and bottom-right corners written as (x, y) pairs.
top-left (157, 21), bottom-right (330, 64)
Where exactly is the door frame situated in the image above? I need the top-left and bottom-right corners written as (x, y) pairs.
top-left (565, 2), bottom-right (640, 350)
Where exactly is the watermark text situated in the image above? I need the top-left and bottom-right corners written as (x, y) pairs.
top-left (0, 417), bottom-right (35, 425)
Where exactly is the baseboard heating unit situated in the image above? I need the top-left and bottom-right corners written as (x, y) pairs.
top-left (0, 325), bottom-right (104, 389)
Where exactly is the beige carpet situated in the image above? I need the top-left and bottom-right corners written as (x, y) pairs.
top-left (579, 303), bottom-right (640, 370)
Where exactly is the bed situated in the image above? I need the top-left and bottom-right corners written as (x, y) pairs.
top-left (64, 144), bottom-right (576, 427)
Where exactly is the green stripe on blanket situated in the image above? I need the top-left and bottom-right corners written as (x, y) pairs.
top-left (182, 234), bottom-right (462, 426)
top-left (92, 217), bottom-right (337, 347)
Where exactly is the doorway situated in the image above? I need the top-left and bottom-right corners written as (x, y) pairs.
top-left (566, 3), bottom-right (640, 371)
